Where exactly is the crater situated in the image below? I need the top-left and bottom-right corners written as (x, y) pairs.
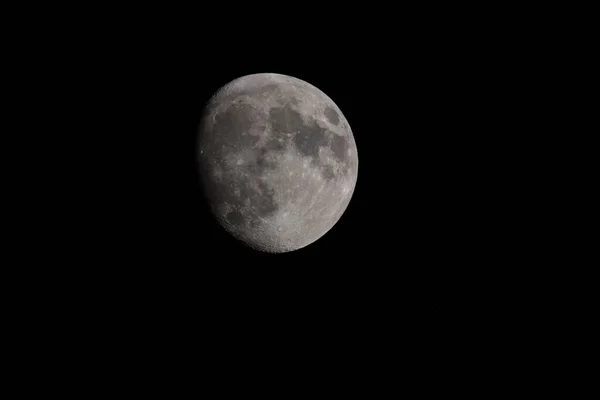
top-left (324, 106), bottom-right (340, 125)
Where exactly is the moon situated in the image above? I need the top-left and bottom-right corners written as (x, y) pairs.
top-left (198, 73), bottom-right (358, 253)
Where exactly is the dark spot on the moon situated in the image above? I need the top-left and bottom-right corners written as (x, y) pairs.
top-left (246, 163), bottom-right (262, 176)
top-left (226, 210), bottom-right (245, 226)
top-left (212, 180), bottom-right (245, 210)
top-left (255, 155), bottom-right (276, 172)
top-left (330, 133), bottom-right (348, 162)
top-left (294, 117), bottom-right (329, 159)
top-left (213, 103), bottom-right (260, 149)
top-left (248, 147), bottom-right (278, 175)
top-left (237, 182), bottom-right (255, 201)
top-left (263, 138), bottom-right (286, 152)
top-left (269, 104), bottom-right (304, 134)
top-left (254, 180), bottom-right (278, 216)
top-left (324, 106), bottom-right (340, 125)
top-left (321, 165), bottom-right (335, 180)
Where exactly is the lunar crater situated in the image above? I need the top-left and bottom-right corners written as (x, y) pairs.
top-left (324, 106), bottom-right (340, 125)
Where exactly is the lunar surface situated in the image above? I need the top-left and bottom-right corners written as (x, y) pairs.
top-left (198, 73), bottom-right (358, 253)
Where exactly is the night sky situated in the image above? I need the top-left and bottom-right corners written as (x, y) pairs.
top-left (120, 43), bottom-right (519, 332)
top-left (9, 2), bottom-right (568, 389)
top-left (62, 9), bottom-right (536, 372)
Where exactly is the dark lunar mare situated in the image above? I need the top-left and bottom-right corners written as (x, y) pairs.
top-left (268, 103), bottom-right (350, 180)
top-left (330, 134), bottom-right (348, 162)
top-left (324, 106), bottom-right (340, 125)
top-left (212, 102), bottom-right (260, 151)
top-left (269, 103), bottom-right (303, 134)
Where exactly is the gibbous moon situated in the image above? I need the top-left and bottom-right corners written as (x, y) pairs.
top-left (198, 73), bottom-right (358, 253)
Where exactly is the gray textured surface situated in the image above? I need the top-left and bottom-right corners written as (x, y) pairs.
top-left (198, 73), bottom-right (358, 253)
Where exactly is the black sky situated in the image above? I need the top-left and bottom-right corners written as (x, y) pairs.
top-left (56, 9), bottom-right (542, 364)
top-left (111, 34), bottom-right (522, 319)
top-left (8, 3), bottom-right (574, 388)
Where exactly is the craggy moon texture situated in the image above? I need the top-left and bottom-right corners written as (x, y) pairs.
top-left (198, 73), bottom-right (358, 253)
